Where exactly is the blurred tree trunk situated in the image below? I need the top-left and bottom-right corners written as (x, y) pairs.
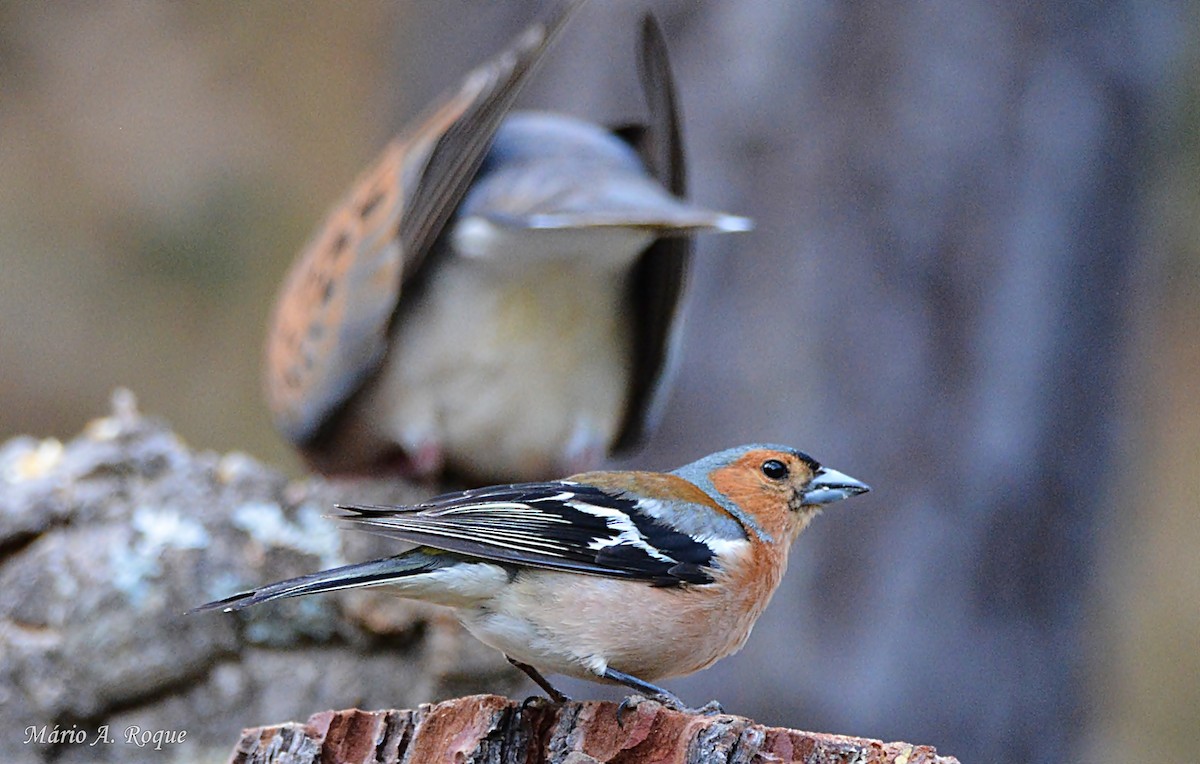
top-left (393, 3), bottom-right (1177, 762)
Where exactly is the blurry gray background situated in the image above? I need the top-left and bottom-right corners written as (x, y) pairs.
top-left (1, 1), bottom-right (1195, 762)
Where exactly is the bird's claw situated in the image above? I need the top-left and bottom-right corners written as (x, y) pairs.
top-left (654, 694), bottom-right (724, 716)
top-left (520, 695), bottom-right (558, 712)
top-left (536, 686), bottom-right (571, 704)
top-left (624, 690), bottom-right (724, 719)
top-left (616, 693), bottom-right (724, 727)
top-left (616, 694), bottom-right (649, 727)
top-left (688, 698), bottom-right (725, 715)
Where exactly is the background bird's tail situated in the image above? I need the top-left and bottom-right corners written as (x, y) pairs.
top-left (187, 551), bottom-right (450, 614)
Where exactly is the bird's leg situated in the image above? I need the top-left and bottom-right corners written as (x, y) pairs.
top-left (507, 656), bottom-right (571, 703)
top-left (603, 667), bottom-right (724, 723)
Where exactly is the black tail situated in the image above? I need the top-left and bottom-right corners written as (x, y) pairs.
top-left (187, 551), bottom-right (449, 614)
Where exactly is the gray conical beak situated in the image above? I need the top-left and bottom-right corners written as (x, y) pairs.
top-left (802, 467), bottom-right (870, 506)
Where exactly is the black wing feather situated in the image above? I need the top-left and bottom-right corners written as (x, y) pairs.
top-left (613, 13), bottom-right (691, 452)
top-left (397, 0), bottom-right (583, 284)
top-left (338, 481), bottom-right (715, 586)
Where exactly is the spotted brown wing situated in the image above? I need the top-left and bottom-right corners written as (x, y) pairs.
top-left (265, 1), bottom-right (583, 447)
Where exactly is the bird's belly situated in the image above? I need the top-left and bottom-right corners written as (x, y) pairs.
top-left (459, 571), bottom-right (762, 683)
top-left (367, 260), bottom-right (633, 480)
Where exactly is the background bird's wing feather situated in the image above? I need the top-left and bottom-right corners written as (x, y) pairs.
top-left (612, 13), bottom-right (691, 453)
top-left (264, 1), bottom-right (581, 447)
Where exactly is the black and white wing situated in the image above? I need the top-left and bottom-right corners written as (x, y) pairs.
top-left (338, 481), bottom-right (718, 586)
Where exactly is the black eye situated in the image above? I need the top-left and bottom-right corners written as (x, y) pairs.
top-left (761, 459), bottom-right (788, 480)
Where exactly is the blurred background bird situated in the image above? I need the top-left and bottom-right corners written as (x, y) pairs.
top-left (264, 2), bottom-right (750, 484)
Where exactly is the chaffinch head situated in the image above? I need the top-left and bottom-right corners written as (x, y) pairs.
top-left (263, 3), bottom-right (751, 484)
top-left (194, 444), bottom-right (869, 711)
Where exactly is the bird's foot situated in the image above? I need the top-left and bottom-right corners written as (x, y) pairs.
top-left (648, 691), bottom-right (725, 716)
top-left (370, 440), bottom-right (445, 483)
top-left (615, 694), bottom-right (649, 727)
top-left (520, 694), bottom-right (562, 712)
top-left (563, 421), bottom-right (606, 474)
top-left (616, 692), bottom-right (724, 726)
top-left (406, 438), bottom-right (445, 480)
top-left (685, 698), bottom-right (725, 715)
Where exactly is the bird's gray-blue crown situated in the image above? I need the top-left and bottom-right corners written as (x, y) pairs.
top-left (671, 444), bottom-right (869, 541)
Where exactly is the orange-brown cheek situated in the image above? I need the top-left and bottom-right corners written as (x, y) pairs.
top-left (709, 457), bottom-right (794, 541)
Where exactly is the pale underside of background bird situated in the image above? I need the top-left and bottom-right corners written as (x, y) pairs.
top-left (264, 1), bottom-right (751, 484)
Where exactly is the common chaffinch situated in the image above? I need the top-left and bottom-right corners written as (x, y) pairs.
top-left (194, 444), bottom-right (869, 711)
top-left (263, 2), bottom-right (751, 484)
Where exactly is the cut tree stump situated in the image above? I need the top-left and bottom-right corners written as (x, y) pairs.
top-left (228, 694), bottom-right (958, 764)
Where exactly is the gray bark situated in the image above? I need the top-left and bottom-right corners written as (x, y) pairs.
top-left (0, 392), bottom-right (519, 763)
